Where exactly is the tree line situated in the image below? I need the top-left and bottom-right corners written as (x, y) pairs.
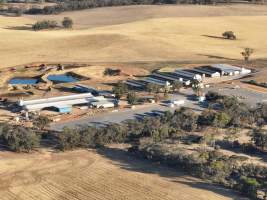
top-left (23, 0), bottom-right (253, 15)
top-left (131, 139), bottom-right (267, 199)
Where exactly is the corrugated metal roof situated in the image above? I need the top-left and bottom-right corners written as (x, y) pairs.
top-left (20, 93), bottom-right (93, 106)
top-left (20, 93), bottom-right (107, 111)
top-left (210, 64), bottom-right (242, 72)
top-left (186, 68), bottom-right (220, 76)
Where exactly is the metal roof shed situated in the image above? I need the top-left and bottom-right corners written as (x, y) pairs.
top-left (186, 68), bottom-right (220, 78)
top-left (125, 80), bottom-right (143, 88)
top-left (144, 77), bottom-right (170, 86)
top-left (174, 70), bottom-right (202, 81)
top-left (153, 72), bottom-right (183, 82)
top-left (209, 64), bottom-right (241, 76)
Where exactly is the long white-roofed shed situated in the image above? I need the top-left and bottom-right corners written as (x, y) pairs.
top-left (18, 93), bottom-right (106, 113)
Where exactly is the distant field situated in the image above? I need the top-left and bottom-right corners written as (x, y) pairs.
top-left (1, 5), bottom-right (267, 68)
top-left (0, 148), bottom-right (244, 200)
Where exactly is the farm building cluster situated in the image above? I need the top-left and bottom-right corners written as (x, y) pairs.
top-left (18, 88), bottom-right (117, 114)
top-left (12, 63), bottom-right (251, 118)
top-left (125, 64), bottom-right (251, 89)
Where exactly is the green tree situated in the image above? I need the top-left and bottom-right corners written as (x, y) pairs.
top-left (222, 31), bottom-right (236, 40)
top-left (32, 20), bottom-right (57, 31)
top-left (241, 48), bottom-right (254, 62)
top-left (57, 127), bottom-right (81, 151)
top-left (213, 112), bottom-right (231, 128)
top-left (0, 125), bottom-right (40, 152)
top-left (240, 176), bottom-right (260, 199)
top-left (251, 128), bottom-right (267, 151)
top-left (146, 83), bottom-right (160, 93)
top-left (33, 115), bottom-right (51, 130)
top-left (62, 17), bottom-right (73, 29)
top-left (172, 80), bottom-right (183, 93)
top-left (127, 92), bottom-right (138, 105)
top-left (112, 81), bottom-right (128, 99)
top-left (191, 79), bottom-right (202, 97)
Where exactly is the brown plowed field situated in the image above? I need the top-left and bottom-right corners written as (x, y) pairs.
top-left (0, 148), bottom-right (245, 200)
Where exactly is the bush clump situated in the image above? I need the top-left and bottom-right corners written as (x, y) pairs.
top-left (62, 17), bottom-right (73, 28)
top-left (32, 20), bottom-right (58, 31)
top-left (222, 31), bottom-right (236, 40)
top-left (0, 124), bottom-right (40, 152)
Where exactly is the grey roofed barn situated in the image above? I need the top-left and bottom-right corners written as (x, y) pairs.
top-left (184, 68), bottom-right (220, 78)
top-left (205, 64), bottom-right (242, 75)
top-left (174, 69), bottom-right (202, 80)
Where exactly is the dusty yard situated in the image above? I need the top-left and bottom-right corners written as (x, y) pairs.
top-left (1, 5), bottom-right (267, 68)
top-left (0, 148), bottom-right (245, 200)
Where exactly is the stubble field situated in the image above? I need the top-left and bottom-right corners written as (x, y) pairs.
top-left (0, 148), bottom-right (245, 200)
top-left (0, 5), bottom-right (267, 68)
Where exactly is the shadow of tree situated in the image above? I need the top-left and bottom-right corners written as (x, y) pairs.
top-left (4, 24), bottom-right (33, 31)
top-left (95, 146), bottom-right (247, 200)
top-left (216, 139), bottom-right (267, 163)
top-left (197, 54), bottom-right (239, 61)
top-left (202, 34), bottom-right (226, 40)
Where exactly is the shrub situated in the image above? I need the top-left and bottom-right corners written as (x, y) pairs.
top-left (103, 68), bottom-right (121, 76)
top-left (205, 91), bottom-right (222, 102)
top-left (212, 112), bottom-right (231, 128)
top-left (146, 83), bottom-right (160, 93)
top-left (251, 129), bottom-right (267, 151)
top-left (32, 20), bottom-right (58, 31)
top-left (62, 17), bottom-right (73, 29)
top-left (239, 176), bottom-right (260, 199)
top-left (241, 48), bottom-right (254, 62)
top-left (172, 80), bottom-right (183, 93)
top-left (57, 127), bottom-right (81, 151)
top-left (33, 115), bottom-right (51, 130)
top-left (222, 31), bottom-right (236, 40)
top-left (0, 125), bottom-right (40, 152)
top-left (112, 81), bottom-right (128, 99)
top-left (127, 92), bottom-right (138, 105)
top-left (171, 107), bottom-right (198, 131)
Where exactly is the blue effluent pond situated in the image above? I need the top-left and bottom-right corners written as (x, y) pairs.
top-left (9, 78), bottom-right (39, 85)
top-left (47, 74), bottom-right (79, 83)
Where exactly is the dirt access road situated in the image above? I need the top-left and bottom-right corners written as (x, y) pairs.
top-left (0, 147), bottom-right (246, 200)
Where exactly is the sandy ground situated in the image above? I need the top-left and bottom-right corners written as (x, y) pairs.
top-left (1, 5), bottom-right (267, 68)
top-left (0, 148), bottom-right (245, 200)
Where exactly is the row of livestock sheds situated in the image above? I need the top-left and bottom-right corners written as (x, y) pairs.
top-left (202, 64), bottom-right (251, 76)
top-left (143, 76), bottom-right (171, 87)
top-left (124, 63), bottom-right (252, 90)
top-left (184, 68), bottom-right (221, 78)
top-left (152, 72), bottom-right (191, 85)
top-left (174, 69), bottom-right (202, 81)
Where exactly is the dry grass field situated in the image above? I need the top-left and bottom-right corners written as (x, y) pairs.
top-left (1, 5), bottom-right (267, 68)
top-left (0, 148), bottom-right (245, 200)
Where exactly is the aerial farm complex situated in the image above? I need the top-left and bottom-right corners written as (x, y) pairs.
top-left (0, 62), bottom-right (253, 126)
top-left (2, 4), bottom-right (267, 200)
